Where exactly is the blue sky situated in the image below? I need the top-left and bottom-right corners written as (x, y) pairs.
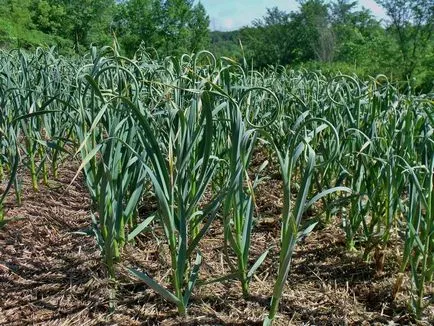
top-left (197, 0), bottom-right (387, 31)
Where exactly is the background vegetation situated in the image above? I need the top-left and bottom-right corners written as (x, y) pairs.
top-left (0, 0), bottom-right (432, 90)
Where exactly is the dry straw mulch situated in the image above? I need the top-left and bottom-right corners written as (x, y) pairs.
top-left (1, 162), bottom-right (432, 325)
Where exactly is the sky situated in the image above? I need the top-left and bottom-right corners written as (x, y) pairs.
top-left (197, 0), bottom-right (387, 31)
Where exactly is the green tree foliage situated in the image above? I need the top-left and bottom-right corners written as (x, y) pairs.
top-left (288, 0), bottom-right (333, 63)
top-left (0, 0), bottom-right (31, 47)
top-left (0, 0), bottom-right (210, 56)
top-left (0, 0), bottom-right (432, 91)
top-left (0, 0), bottom-right (113, 51)
top-left (376, 0), bottom-right (434, 79)
top-left (329, 0), bottom-right (395, 73)
top-left (113, 0), bottom-right (210, 57)
top-left (0, 0), bottom-right (73, 50)
top-left (239, 0), bottom-right (335, 66)
top-left (240, 7), bottom-right (291, 67)
top-left (0, 0), bottom-right (34, 29)
top-left (209, 0), bottom-right (432, 91)
top-left (159, 0), bottom-right (197, 55)
top-left (189, 2), bottom-right (210, 52)
top-left (30, 0), bottom-right (66, 35)
top-left (54, 0), bottom-right (115, 50)
top-left (112, 0), bottom-right (160, 55)
top-left (209, 30), bottom-right (243, 61)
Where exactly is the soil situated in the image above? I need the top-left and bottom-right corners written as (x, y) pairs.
top-left (1, 162), bottom-right (433, 325)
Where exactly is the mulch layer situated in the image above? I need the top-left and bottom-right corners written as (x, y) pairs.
top-left (1, 162), bottom-right (433, 325)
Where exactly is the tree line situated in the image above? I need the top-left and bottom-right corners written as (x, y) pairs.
top-left (211, 0), bottom-right (433, 90)
top-left (0, 0), bottom-right (432, 90)
top-left (0, 0), bottom-right (209, 56)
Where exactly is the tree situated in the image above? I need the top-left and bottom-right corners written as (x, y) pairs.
top-left (288, 0), bottom-right (334, 63)
top-left (113, 0), bottom-right (160, 55)
top-left (241, 7), bottom-right (291, 67)
top-left (113, 0), bottom-right (209, 57)
top-left (330, 0), bottom-right (358, 25)
top-left (188, 1), bottom-right (210, 53)
top-left (209, 30), bottom-right (243, 61)
top-left (0, 0), bottom-right (33, 29)
top-left (157, 0), bottom-right (210, 55)
top-left (30, 0), bottom-right (66, 35)
top-left (51, 0), bottom-right (115, 51)
top-left (330, 0), bottom-right (388, 67)
top-left (158, 0), bottom-right (194, 55)
top-left (376, 0), bottom-right (434, 78)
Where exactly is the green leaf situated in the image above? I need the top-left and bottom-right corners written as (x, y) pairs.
top-left (128, 268), bottom-right (181, 306)
top-left (127, 215), bottom-right (155, 242)
top-left (183, 251), bottom-right (202, 305)
top-left (247, 249), bottom-right (270, 279)
top-left (68, 144), bottom-right (102, 188)
top-left (305, 186), bottom-right (352, 208)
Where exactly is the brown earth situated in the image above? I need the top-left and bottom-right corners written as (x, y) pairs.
top-left (0, 162), bottom-right (433, 325)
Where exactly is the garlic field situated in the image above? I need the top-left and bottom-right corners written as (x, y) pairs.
top-left (0, 46), bottom-right (432, 325)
